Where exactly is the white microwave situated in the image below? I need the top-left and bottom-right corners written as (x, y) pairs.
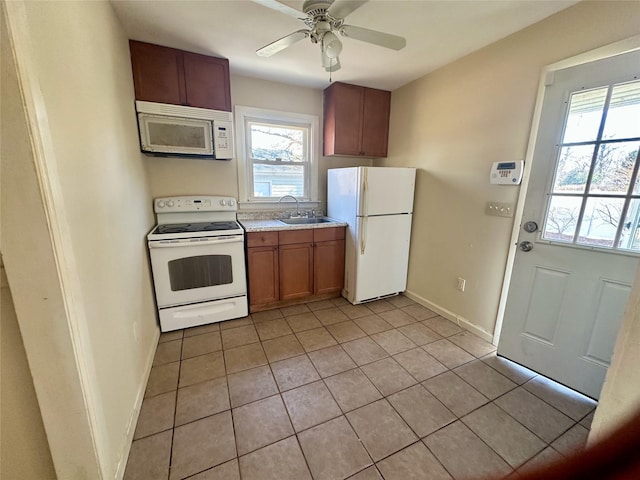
top-left (135, 101), bottom-right (234, 159)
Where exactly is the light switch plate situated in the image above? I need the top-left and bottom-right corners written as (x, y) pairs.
top-left (486, 202), bottom-right (514, 218)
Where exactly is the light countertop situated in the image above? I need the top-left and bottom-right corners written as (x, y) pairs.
top-left (240, 218), bottom-right (348, 232)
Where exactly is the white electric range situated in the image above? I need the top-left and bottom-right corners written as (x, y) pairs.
top-left (147, 196), bottom-right (248, 332)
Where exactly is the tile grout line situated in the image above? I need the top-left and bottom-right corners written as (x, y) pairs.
top-left (218, 335), bottom-right (242, 479)
top-left (137, 297), bottom-right (589, 479)
top-left (166, 333), bottom-right (184, 479)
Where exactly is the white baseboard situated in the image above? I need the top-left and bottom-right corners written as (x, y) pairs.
top-left (114, 327), bottom-right (160, 480)
top-left (404, 290), bottom-right (495, 345)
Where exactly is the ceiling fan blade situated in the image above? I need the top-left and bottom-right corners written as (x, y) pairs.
top-left (327, 0), bottom-right (368, 19)
top-left (339, 24), bottom-right (406, 50)
top-left (251, 0), bottom-right (304, 19)
top-left (256, 30), bottom-right (310, 57)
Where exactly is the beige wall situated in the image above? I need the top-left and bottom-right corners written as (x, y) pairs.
top-left (383, 1), bottom-right (640, 336)
top-left (146, 74), bottom-right (372, 203)
top-left (1, 264), bottom-right (56, 479)
top-left (3, 1), bottom-right (158, 478)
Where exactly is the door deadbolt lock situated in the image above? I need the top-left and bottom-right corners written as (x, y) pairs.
top-left (519, 241), bottom-right (534, 252)
top-left (523, 221), bottom-right (538, 233)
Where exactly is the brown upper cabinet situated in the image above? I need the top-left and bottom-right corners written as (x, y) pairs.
top-left (129, 40), bottom-right (231, 112)
top-left (323, 82), bottom-right (391, 158)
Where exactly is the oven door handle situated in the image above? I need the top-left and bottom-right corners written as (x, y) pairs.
top-left (149, 237), bottom-right (243, 248)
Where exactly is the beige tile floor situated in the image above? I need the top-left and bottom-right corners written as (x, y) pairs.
top-left (124, 295), bottom-right (597, 480)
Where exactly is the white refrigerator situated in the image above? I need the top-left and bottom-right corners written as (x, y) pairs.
top-left (327, 166), bottom-right (416, 304)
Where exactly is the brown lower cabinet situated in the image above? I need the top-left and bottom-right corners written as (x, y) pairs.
top-left (246, 232), bottom-right (279, 306)
top-left (246, 227), bottom-right (345, 312)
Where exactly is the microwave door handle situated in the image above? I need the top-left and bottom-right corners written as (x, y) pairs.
top-left (149, 237), bottom-right (243, 248)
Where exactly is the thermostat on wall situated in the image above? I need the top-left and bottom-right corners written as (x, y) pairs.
top-left (490, 160), bottom-right (524, 185)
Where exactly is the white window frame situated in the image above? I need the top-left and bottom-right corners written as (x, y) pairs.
top-left (540, 79), bottom-right (640, 253)
top-left (235, 105), bottom-right (319, 206)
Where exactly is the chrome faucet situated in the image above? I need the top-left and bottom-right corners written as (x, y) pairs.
top-left (278, 195), bottom-right (301, 217)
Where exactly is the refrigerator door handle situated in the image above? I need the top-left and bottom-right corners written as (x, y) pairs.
top-left (362, 168), bottom-right (368, 217)
top-left (360, 216), bottom-right (367, 254)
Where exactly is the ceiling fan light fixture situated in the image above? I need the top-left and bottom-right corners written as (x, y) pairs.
top-left (322, 31), bottom-right (342, 59)
top-left (254, 0), bottom-right (406, 73)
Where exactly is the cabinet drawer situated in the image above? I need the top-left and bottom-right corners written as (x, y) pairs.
top-left (247, 231), bottom-right (278, 247)
top-left (279, 229), bottom-right (313, 245)
top-left (314, 227), bottom-right (345, 242)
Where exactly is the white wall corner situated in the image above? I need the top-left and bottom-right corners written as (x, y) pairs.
top-left (404, 290), bottom-right (495, 344)
top-left (114, 330), bottom-right (160, 480)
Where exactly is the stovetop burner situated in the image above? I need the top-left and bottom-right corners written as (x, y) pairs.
top-left (156, 221), bottom-right (240, 235)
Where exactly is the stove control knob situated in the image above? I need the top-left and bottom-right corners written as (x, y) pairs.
top-left (157, 201), bottom-right (165, 208)
top-left (167, 200), bottom-right (175, 208)
top-left (228, 199), bottom-right (235, 206)
top-left (220, 199), bottom-right (227, 206)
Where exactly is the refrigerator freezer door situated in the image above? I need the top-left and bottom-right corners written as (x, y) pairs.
top-left (349, 213), bottom-right (413, 303)
top-left (359, 167), bottom-right (416, 216)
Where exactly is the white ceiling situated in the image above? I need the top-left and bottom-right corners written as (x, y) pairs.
top-left (111, 0), bottom-right (578, 91)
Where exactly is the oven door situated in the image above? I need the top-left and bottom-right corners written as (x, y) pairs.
top-left (148, 235), bottom-right (246, 308)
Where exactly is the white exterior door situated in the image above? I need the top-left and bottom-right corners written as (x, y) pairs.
top-left (498, 50), bottom-right (640, 399)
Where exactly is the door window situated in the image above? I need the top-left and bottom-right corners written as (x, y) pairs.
top-left (168, 255), bottom-right (233, 291)
top-left (542, 80), bottom-right (640, 251)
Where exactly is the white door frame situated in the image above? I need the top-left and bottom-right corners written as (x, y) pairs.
top-left (493, 35), bottom-right (640, 346)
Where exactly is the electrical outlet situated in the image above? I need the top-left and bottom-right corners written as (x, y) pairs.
top-left (457, 277), bottom-right (466, 292)
top-left (486, 202), bottom-right (514, 218)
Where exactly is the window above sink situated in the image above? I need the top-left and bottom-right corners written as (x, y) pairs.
top-left (235, 106), bottom-right (319, 206)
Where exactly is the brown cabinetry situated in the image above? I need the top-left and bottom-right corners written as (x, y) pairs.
top-left (246, 227), bottom-right (345, 312)
top-left (246, 232), bottom-right (279, 306)
top-left (129, 40), bottom-right (231, 111)
top-left (314, 228), bottom-right (346, 295)
top-left (323, 82), bottom-right (391, 157)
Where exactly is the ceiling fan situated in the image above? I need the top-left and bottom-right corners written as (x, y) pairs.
top-left (253, 0), bottom-right (406, 72)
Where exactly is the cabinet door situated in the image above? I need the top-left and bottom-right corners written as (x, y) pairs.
top-left (279, 243), bottom-right (313, 300)
top-left (314, 240), bottom-right (345, 295)
top-left (182, 52), bottom-right (231, 111)
top-left (247, 246), bottom-right (279, 306)
top-left (362, 87), bottom-right (391, 157)
top-left (324, 82), bottom-right (363, 156)
top-left (130, 41), bottom-right (185, 105)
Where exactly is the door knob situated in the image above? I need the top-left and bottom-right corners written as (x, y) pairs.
top-left (519, 241), bottom-right (533, 252)
top-left (523, 221), bottom-right (538, 233)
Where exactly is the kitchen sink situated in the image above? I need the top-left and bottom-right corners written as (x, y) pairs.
top-left (279, 217), bottom-right (335, 225)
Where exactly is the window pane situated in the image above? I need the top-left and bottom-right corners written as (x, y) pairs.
top-left (552, 145), bottom-right (595, 194)
top-left (562, 87), bottom-right (608, 144)
top-left (253, 163), bottom-right (304, 197)
top-left (589, 141), bottom-right (639, 194)
top-left (249, 122), bottom-right (305, 162)
top-left (618, 199), bottom-right (640, 252)
top-left (602, 81), bottom-right (640, 140)
top-left (576, 197), bottom-right (625, 248)
top-left (542, 196), bottom-right (582, 242)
